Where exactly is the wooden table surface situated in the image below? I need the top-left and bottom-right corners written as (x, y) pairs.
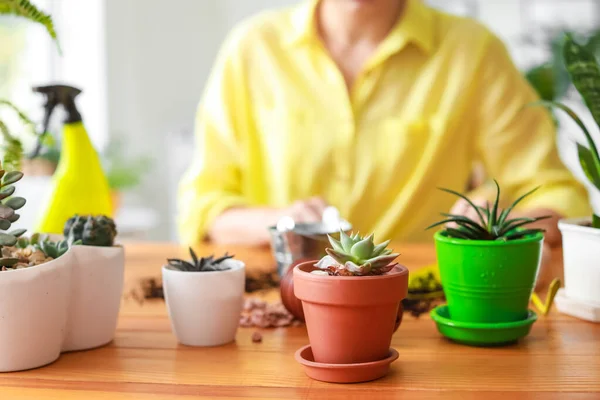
top-left (0, 242), bottom-right (598, 399)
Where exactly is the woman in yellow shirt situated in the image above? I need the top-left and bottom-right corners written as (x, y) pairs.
top-left (178, 0), bottom-right (589, 247)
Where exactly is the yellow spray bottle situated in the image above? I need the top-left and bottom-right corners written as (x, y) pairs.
top-left (33, 85), bottom-right (112, 234)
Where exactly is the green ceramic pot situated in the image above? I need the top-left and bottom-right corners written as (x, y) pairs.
top-left (434, 231), bottom-right (544, 323)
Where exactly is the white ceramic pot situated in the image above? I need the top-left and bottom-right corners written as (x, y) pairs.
top-left (162, 259), bottom-right (245, 347)
top-left (558, 217), bottom-right (600, 305)
top-left (62, 245), bottom-right (125, 351)
top-left (0, 243), bottom-right (125, 372)
top-left (0, 250), bottom-right (74, 372)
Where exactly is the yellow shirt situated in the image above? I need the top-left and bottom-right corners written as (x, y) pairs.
top-left (178, 0), bottom-right (590, 245)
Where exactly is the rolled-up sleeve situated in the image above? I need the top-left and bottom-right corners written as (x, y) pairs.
top-left (177, 30), bottom-right (249, 246)
top-left (473, 33), bottom-right (590, 217)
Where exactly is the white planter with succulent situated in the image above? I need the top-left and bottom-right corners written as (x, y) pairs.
top-left (537, 35), bottom-right (600, 321)
top-left (60, 215), bottom-right (125, 351)
top-left (162, 249), bottom-right (245, 347)
top-left (0, 178), bottom-right (125, 372)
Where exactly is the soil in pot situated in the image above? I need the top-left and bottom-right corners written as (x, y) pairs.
top-left (293, 262), bottom-right (408, 364)
top-left (434, 231), bottom-right (543, 323)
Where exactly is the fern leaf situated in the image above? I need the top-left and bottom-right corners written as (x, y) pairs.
top-left (0, 0), bottom-right (59, 49)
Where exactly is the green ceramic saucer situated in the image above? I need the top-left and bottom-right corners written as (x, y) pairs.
top-left (430, 305), bottom-right (538, 347)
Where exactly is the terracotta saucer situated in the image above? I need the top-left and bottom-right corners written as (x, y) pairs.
top-left (295, 345), bottom-right (399, 384)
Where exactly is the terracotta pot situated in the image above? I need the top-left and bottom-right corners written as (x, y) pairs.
top-left (280, 259), bottom-right (309, 322)
top-left (293, 262), bottom-right (409, 364)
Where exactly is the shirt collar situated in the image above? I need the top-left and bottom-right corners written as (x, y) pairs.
top-left (285, 0), bottom-right (435, 56)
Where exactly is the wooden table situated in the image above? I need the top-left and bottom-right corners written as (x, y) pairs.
top-left (1, 242), bottom-right (598, 399)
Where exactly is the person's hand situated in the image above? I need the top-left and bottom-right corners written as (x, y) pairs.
top-left (281, 197), bottom-right (329, 224)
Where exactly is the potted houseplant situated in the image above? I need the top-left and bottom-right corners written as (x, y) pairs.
top-left (533, 35), bottom-right (600, 321)
top-left (162, 248), bottom-right (245, 346)
top-left (427, 181), bottom-right (548, 345)
top-left (60, 214), bottom-right (124, 351)
top-left (0, 164), bottom-right (76, 372)
top-left (293, 232), bottom-right (408, 383)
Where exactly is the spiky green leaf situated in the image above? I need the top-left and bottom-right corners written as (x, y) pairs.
top-left (326, 248), bottom-right (355, 264)
top-left (372, 239), bottom-right (391, 257)
top-left (340, 230), bottom-right (354, 252)
top-left (327, 235), bottom-right (345, 253)
top-left (438, 187), bottom-right (487, 226)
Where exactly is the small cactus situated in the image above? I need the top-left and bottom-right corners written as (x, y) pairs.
top-left (64, 215), bottom-right (117, 247)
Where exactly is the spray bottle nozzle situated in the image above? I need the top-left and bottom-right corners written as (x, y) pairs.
top-left (31, 84), bottom-right (83, 158)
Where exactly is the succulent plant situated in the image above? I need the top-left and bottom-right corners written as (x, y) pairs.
top-left (167, 248), bottom-right (234, 272)
top-left (0, 163), bottom-right (28, 267)
top-left (64, 215), bottom-right (117, 247)
top-left (427, 180), bottom-right (550, 241)
top-left (314, 231), bottom-right (399, 276)
top-left (14, 233), bottom-right (75, 259)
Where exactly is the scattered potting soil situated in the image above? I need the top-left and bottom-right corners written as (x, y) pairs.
top-left (240, 297), bottom-right (303, 328)
top-left (402, 297), bottom-right (445, 318)
top-left (252, 331), bottom-right (263, 343)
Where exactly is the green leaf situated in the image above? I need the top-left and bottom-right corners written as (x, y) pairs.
top-left (340, 230), bottom-right (354, 253)
top-left (4, 197), bottom-right (25, 210)
top-left (564, 34), bottom-right (600, 133)
top-left (498, 216), bottom-right (551, 237)
top-left (7, 214), bottom-right (19, 223)
top-left (16, 237), bottom-right (28, 249)
top-left (502, 186), bottom-right (542, 221)
top-left (440, 213), bottom-right (489, 235)
top-left (0, 0), bottom-right (60, 49)
top-left (490, 180), bottom-right (501, 229)
top-left (529, 100), bottom-right (600, 167)
top-left (0, 258), bottom-right (18, 267)
top-left (500, 229), bottom-right (544, 241)
top-left (327, 235), bottom-right (345, 253)
top-left (372, 239), bottom-right (391, 257)
top-left (438, 187), bottom-right (487, 226)
top-left (350, 234), bottom-right (374, 260)
top-left (445, 227), bottom-right (475, 240)
top-left (0, 219), bottom-right (10, 230)
top-left (594, 214), bottom-right (600, 229)
top-left (0, 232), bottom-right (17, 246)
top-left (2, 171), bottom-right (24, 185)
top-left (8, 228), bottom-right (26, 238)
top-left (577, 143), bottom-right (600, 190)
top-left (0, 185), bottom-right (15, 200)
top-left (325, 248), bottom-right (354, 264)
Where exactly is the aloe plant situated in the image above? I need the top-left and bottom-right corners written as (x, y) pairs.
top-left (167, 248), bottom-right (234, 272)
top-left (0, 0), bottom-right (58, 47)
top-left (427, 180), bottom-right (550, 241)
top-left (533, 34), bottom-right (600, 228)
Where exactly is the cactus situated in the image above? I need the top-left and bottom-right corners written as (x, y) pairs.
top-left (314, 231), bottom-right (399, 276)
top-left (167, 248), bottom-right (234, 272)
top-left (64, 215), bottom-right (117, 247)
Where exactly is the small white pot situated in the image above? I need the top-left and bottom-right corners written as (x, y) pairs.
top-left (162, 259), bottom-right (245, 347)
top-left (558, 218), bottom-right (600, 306)
top-left (62, 245), bottom-right (125, 351)
top-left (0, 251), bottom-right (74, 372)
